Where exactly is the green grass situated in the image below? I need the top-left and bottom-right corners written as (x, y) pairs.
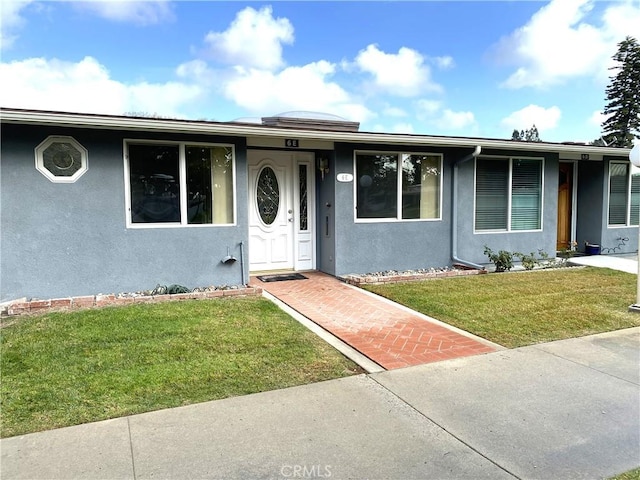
top-left (364, 267), bottom-right (640, 348)
top-left (0, 297), bottom-right (360, 438)
top-left (610, 467), bottom-right (640, 480)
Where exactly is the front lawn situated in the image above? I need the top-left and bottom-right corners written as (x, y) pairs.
top-left (364, 267), bottom-right (640, 348)
top-left (0, 297), bottom-right (360, 438)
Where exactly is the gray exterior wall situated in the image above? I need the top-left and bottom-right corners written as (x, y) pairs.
top-left (576, 160), bottom-right (605, 250)
top-left (316, 150), bottom-right (336, 275)
top-left (322, 143), bottom-right (574, 276)
top-left (599, 158), bottom-right (639, 255)
top-left (3, 120), bottom-right (635, 302)
top-left (1, 124), bottom-right (248, 302)
top-left (455, 149), bottom-right (558, 267)
top-left (330, 142), bottom-right (454, 276)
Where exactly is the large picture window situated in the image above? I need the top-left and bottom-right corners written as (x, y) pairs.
top-left (608, 162), bottom-right (640, 227)
top-left (355, 152), bottom-right (441, 221)
top-left (475, 157), bottom-right (543, 232)
top-left (126, 142), bottom-right (235, 226)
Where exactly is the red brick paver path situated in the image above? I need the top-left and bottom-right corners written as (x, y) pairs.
top-left (251, 272), bottom-right (498, 370)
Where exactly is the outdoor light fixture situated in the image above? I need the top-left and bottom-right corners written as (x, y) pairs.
top-left (628, 142), bottom-right (640, 312)
top-left (318, 157), bottom-right (329, 180)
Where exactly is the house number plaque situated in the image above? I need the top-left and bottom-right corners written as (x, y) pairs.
top-left (285, 139), bottom-right (299, 148)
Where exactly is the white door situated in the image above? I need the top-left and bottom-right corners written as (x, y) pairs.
top-left (248, 150), bottom-right (314, 272)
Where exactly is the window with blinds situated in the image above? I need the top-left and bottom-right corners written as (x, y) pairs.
top-left (608, 162), bottom-right (640, 227)
top-left (475, 157), bottom-right (543, 232)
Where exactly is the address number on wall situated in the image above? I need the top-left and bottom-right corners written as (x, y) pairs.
top-left (285, 139), bottom-right (299, 148)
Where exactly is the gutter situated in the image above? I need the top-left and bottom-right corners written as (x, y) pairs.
top-left (0, 108), bottom-right (633, 157)
top-left (452, 146), bottom-right (485, 270)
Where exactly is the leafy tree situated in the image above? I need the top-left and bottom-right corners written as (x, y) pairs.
top-left (601, 36), bottom-right (640, 148)
top-left (511, 125), bottom-right (541, 142)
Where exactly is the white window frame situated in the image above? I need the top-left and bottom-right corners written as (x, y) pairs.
top-left (35, 135), bottom-right (88, 183)
top-left (607, 161), bottom-right (640, 228)
top-left (353, 150), bottom-right (443, 223)
top-left (473, 156), bottom-right (545, 234)
top-left (123, 139), bottom-right (237, 229)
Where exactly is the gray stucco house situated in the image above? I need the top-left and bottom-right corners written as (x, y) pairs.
top-left (1, 108), bottom-right (636, 302)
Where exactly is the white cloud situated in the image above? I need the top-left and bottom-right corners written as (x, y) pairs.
top-left (589, 109), bottom-right (607, 128)
top-left (383, 106), bottom-right (407, 118)
top-left (498, 0), bottom-right (640, 88)
top-left (1, 0), bottom-right (34, 49)
top-left (0, 56), bottom-right (202, 117)
top-left (432, 56), bottom-right (455, 70)
top-left (74, 0), bottom-right (175, 25)
top-left (500, 105), bottom-right (562, 132)
top-left (416, 99), bottom-right (442, 117)
top-left (389, 123), bottom-right (415, 134)
top-left (415, 100), bottom-right (475, 131)
top-left (176, 59), bottom-right (218, 86)
top-left (222, 61), bottom-right (372, 122)
top-left (204, 6), bottom-right (294, 71)
top-left (437, 109), bottom-right (476, 130)
top-left (354, 44), bottom-right (441, 96)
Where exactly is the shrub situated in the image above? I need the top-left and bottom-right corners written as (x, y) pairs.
top-left (515, 251), bottom-right (539, 270)
top-left (483, 246), bottom-right (514, 272)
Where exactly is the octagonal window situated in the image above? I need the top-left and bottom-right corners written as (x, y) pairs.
top-left (35, 136), bottom-right (88, 183)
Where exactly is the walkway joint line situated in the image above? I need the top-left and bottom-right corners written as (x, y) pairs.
top-left (127, 417), bottom-right (138, 480)
top-left (367, 376), bottom-right (522, 480)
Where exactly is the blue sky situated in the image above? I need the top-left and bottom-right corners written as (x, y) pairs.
top-left (1, 0), bottom-right (639, 142)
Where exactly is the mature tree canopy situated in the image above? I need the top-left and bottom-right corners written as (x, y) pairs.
top-left (511, 125), bottom-right (541, 142)
top-left (601, 36), bottom-right (640, 148)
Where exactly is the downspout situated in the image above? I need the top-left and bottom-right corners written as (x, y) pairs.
top-left (452, 146), bottom-right (484, 270)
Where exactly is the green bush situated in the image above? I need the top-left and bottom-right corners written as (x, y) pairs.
top-left (483, 246), bottom-right (514, 272)
top-left (515, 251), bottom-right (539, 270)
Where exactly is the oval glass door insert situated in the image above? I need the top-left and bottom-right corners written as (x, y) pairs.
top-left (257, 166), bottom-right (279, 225)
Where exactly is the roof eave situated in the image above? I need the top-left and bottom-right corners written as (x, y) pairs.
top-left (0, 108), bottom-right (632, 157)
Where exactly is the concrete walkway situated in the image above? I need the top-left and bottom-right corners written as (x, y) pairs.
top-left (2, 327), bottom-right (638, 480)
top-left (569, 254), bottom-right (638, 274)
top-left (250, 272), bottom-right (500, 370)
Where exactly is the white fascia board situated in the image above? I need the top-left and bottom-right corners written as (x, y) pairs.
top-left (1, 108), bottom-right (632, 158)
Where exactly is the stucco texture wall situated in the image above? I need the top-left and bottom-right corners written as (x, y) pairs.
top-left (455, 150), bottom-right (559, 267)
top-left (331, 143), bottom-right (455, 276)
top-left (1, 124), bottom-right (248, 302)
top-left (599, 158), bottom-right (639, 255)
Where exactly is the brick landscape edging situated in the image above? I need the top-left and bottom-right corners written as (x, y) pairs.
top-left (341, 267), bottom-right (486, 286)
top-left (2, 287), bottom-right (263, 317)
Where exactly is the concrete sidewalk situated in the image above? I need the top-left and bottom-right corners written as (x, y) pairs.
top-left (569, 254), bottom-right (638, 274)
top-left (2, 327), bottom-right (638, 480)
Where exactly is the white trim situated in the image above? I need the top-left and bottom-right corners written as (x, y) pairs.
top-left (570, 161), bottom-right (578, 245)
top-left (558, 160), bottom-right (579, 246)
top-left (353, 150), bottom-right (443, 222)
top-left (123, 139), bottom-right (237, 229)
top-left (4, 108), bottom-right (632, 156)
top-left (473, 155), bottom-right (545, 234)
top-left (607, 160), bottom-right (640, 228)
top-left (248, 150), bottom-right (315, 272)
top-left (34, 135), bottom-right (88, 183)
top-left (293, 152), bottom-right (316, 271)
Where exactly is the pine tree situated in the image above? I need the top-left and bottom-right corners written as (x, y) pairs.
top-left (510, 125), bottom-right (541, 142)
top-left (601, 36), bottom-right (640, 148)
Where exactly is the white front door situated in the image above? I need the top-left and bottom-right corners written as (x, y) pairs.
top-left (248, 150), bottom-right (315, 272)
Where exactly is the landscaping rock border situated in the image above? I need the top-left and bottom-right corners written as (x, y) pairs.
top-left (1, 286), bottom-right (263, 317)
top-left (341, 264), bottom-right (486, 286)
